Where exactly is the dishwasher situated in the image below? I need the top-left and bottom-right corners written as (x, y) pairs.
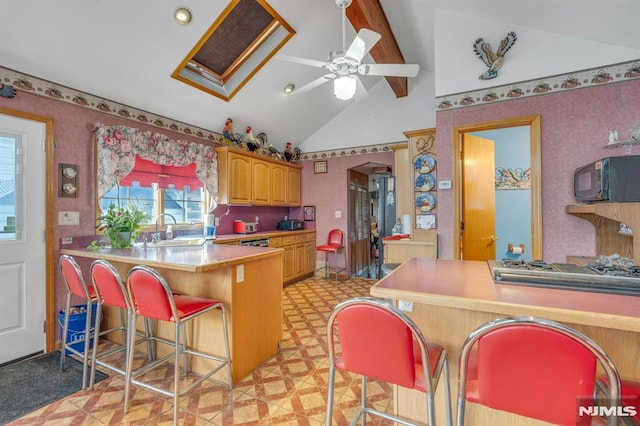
top-left (238, 238), bottom-right (270, 247)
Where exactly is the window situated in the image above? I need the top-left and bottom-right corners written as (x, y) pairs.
top-left (99, 183), bottom-right (208, 228)
top-left (0, 133), bottom-right (17, 240)
top-left (93, 123), bottom-right (219, 232)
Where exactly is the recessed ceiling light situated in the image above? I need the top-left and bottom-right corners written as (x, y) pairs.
top-left (174, 7), bottom-right (192, 25)
top-left (283, 84), bottom-right (295, 94)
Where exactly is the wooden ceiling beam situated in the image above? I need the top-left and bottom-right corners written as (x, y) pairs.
top-left (346, 0), bottom-right (409, 98)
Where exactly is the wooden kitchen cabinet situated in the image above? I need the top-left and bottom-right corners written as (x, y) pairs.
top-left (383, 237), bottom-right (437, 264)
top-left (216, 147), bottom-right (302, 206)
top-left (271, 163), bottom-right (287, 205)
top-left (269, 230), bottom-right (316, 285)
top-left (287, 167), bottom-right (301, 206)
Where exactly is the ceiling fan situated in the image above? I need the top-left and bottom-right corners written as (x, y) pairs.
top-left (277, 0), bottom-right (419, 100)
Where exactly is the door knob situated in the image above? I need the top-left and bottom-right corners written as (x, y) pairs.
top-left (490, 235), bottom-right (499, 241)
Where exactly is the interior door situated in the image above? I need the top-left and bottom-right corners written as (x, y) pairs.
top-left (348, 170), bottom-right (370, 277)
top-left (0, 114), bottom-right (46, 363)
top-left (461, 134), bottom-right (496, 261)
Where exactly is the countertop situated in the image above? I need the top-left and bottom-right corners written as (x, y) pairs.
top-left (213, 229), bottom-right (315, 244)
top-left (60, 243), bottom-right (283, 273)
top-left (371, 258), bottom-right (640, 332)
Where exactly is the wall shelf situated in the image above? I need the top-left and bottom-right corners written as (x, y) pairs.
top-left (566, 203), bottom-right (640, 264)
top-left (603, 138), bottom-right (640, 155)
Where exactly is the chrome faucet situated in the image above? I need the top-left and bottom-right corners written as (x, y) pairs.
top-left (152, 213), bottom-right (177, 243)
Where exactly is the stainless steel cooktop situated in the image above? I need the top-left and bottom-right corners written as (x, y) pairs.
top-left (488, 259), bottom-right (640, 296)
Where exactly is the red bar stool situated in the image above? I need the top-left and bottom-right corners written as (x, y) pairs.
top-left (124, 265), bottom-right (232, 424)
top-left (457, 316), bottom-right (620, 426)
top-left (59, 254), bottom-right (97, 389)
top-left (87, 259), bottom-right (155, 390)
top-left (316, 228), bottom-right (347, 283)
top-left (326, 296), bottom-right (452, 426)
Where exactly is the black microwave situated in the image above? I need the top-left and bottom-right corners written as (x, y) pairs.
top-left (574, 155), bottom-right (640, 202)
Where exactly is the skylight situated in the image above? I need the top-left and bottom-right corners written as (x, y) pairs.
top-left (172, 0), bottom-right (295, 102)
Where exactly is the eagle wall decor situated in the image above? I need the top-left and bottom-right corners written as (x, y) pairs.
top-left (473, 32), bottom-right (517, 80)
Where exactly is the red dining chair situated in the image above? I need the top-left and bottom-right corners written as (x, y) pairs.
top-left (457, 316), bottom-right (620, 426)
top-left (326, 296), bottom-right (452, 426)
top-left (316, 229), bottom-right (347, 283)
top-left (59, 254), bottom-right (97, 389)
top-left (124, 265), bottom-right (232, 424)
top-left (88, 259), bottom-right (155, 390)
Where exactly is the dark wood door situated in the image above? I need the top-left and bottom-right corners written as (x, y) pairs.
top-left (349, 170), bottom-right (371, 277)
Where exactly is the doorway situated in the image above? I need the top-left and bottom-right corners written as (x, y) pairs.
top-left (348, 169), bottom-right (370, 277)
top-left (0, 111), bottom-right (49, 363)
top-left (453, 115), bottom-right (542, 261)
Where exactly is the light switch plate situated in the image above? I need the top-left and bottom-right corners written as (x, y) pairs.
top-left (236, 264), bottom-right (244, 283)
top-left (335, 210), bottom-right (341, 218)
top-left (58, 211), bottom-right (80, 225)
top-left (438, 180), bottom-right (452, 190)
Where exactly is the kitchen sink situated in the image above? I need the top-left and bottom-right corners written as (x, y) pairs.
top-left (136, 238), bottom-right (208, 248)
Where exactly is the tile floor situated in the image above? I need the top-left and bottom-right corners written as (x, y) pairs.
top-left (9, 277), bottom-right (394, 425)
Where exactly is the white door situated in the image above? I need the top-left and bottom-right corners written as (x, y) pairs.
top-left (0, 113), bottom-right (46, 364)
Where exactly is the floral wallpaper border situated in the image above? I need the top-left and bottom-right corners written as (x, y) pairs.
top-left (298, 142), bottom-right (403, 161)
top-left (435, 59), bottom-right (640, 111)
top-left (0, 66), bottom-right (226, 144)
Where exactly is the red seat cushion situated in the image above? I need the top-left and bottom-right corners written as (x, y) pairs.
top-left (172, 295), bottom-right (221, 321)
top-left (316, 244), bottom-right (340, 252)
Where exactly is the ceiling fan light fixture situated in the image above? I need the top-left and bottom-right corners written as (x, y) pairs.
top-left (283, 83), bottom-right (295, 94)
top-left (334, 75), bottom-right (356, 100)
top-left (174, 7), bottom-right (192, 25)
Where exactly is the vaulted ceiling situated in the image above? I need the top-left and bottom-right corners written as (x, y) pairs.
top-left (0, 0), bottom-right (638, 151)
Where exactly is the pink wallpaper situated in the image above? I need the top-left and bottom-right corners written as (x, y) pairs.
top-left (297, 151), bottom-right (395, 270)
top-left (436, 80), bottom-right (640, 262)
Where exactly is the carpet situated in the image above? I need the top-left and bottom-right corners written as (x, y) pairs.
top-left (0, 351), bottom-right (108, 424)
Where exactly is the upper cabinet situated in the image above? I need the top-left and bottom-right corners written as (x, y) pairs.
top-left (216, 147), bottom-right (302, 206)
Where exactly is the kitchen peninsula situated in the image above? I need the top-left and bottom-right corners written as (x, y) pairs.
top-left (371, 258), bottom-right (640, 425)
top-left (60, 242), bottom-right (283, 383)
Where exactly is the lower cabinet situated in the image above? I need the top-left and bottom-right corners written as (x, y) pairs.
top-left (270, 231), bottom-right (316, 285)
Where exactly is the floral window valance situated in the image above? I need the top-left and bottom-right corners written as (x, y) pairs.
top-left (94, 122), bottom-right (218, 211)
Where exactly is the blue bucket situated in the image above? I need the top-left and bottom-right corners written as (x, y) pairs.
top-left (59, 303), bottom-right (97, 355)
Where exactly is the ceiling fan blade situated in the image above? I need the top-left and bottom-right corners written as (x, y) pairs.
top-left (344, 28), bottom-right (382, 62)
top-left (276, 54), bottom-right (329, 69)
top-left (293, 74), bottom-right (335, 95)
top-left (358, 63), bottom-right (420, 78)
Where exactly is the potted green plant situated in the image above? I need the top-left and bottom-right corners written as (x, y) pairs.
top-left (98, 201), bottom-right (151, 248)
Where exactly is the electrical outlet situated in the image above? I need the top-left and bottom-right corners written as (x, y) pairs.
top-left (399, 300), bottom-right (414, 312)
top-left (255, 216), bottom-right (259, 223)
top-left (61, 237), bottom-right (73, 245)
top-left (335, 210), bottom-right (341, 218)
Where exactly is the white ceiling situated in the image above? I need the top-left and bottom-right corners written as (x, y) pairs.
top-left (1, 0), bottom-right (638, 150)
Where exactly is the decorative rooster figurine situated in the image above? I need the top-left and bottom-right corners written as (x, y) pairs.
top-left (473, 32), bottom-right (517, 80)
top-left (284, 142), bottom-right (294, 162)
top-left (222, 118), bottom-right (238, 145)
top-left (244, 126), bottom-right (259, 152)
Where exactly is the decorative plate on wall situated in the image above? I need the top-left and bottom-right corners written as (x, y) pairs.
top-left (415, 193), bottom-right (436, 212)
top-left (415, 173), bottom-right (435, 191)
top-left (414, 154), bottom-right (435, 173)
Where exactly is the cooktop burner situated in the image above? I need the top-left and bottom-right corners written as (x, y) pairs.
top-left (488, 258), bottom-right (640, 296)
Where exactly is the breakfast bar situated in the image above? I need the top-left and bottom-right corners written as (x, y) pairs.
top-left (371, 258), bottom-right (640, 425)
top-left (60, 242), bottom-right (283, 384)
